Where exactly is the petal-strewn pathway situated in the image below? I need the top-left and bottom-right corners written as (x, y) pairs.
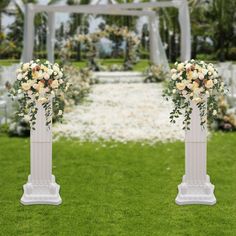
top-left (54, 82), bottom-right (184, 143)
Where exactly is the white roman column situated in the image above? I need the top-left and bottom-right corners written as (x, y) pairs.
top-left (21, 100), bottom-right (62, 205)
top-left (175, 101), bottom-right (216, 205)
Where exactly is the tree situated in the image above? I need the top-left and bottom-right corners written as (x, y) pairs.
top-left (207, 0), bottom-right (236, 61)
top-left (66, 0), bottom-right (90, 61)
top-left (0, 0), bottom-right (11, 33)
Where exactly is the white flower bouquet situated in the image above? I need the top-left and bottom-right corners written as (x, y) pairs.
top-left (9, 59), bottom-right (71, 129)
top-left (163, 59), bottom-right (227, 129)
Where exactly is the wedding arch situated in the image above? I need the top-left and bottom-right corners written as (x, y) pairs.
top-left (18, 1), bottom-right (217, 207)
top-left (21, 0), bottom-right (191, 72)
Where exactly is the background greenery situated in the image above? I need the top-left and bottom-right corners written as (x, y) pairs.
top-left (0, 132), bottom-right (235, 235)
top-left (0, 0), bottom-right (235, 62)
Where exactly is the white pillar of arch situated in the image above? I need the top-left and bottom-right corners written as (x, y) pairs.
top-left (176, 101), bottom-right (216, 205)
top-left (22, 4), bottom-right (35, 62)
top-left (21, 101), bottom-right (62, 205)
top-left (47, 13), bottom-right (56, 63)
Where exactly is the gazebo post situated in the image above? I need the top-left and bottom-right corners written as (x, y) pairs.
top-left (175, 101), bottom-right (216, 205)
top-left (21, 101), bottom-right (62, 205)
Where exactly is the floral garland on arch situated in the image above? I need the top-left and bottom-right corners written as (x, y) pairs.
top-left (61, 25), bottom-right (140, 71)
top-left (9, 60), bottom-right (70, 129)
top-left (163, 60), bottom-right (227, 130)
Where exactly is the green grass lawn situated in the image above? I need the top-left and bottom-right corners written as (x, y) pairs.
top-left (0, 132), bottom-right (236, 235)
top-left (0, 59), bottom-right (149, 71)
top-left (71, 59), bottom-right (150, 72)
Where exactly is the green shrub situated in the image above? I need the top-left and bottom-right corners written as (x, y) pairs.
top-left (227, 47), bottom-right (236, 60)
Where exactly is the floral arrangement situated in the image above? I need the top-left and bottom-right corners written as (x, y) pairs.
top-left (63, 65), bottom-right (96, 107)
top-left (163, 59), bottom-right (226, 129)
top-left (144, 64), bottom-right (169, 83)
top-left (212, 96), bottom-right (236, 131)
top-left (9, 60), bottom-right (70, 129)
top-left (62, 25), bottom-right (140, 71)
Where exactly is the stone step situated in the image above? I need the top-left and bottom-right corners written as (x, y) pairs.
top-left (94, 71), bottom-right (145, 83)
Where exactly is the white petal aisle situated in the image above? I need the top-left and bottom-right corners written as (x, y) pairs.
top-left (53, 83), bottom-right (184, 143)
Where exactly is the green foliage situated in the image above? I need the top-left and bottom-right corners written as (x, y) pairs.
top-left (0, 123), bottom-right (9, 134)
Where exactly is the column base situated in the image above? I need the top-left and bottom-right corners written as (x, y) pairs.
top-left (175, 175), bottom-right (216, 205)
top-left (20, 175), bottom-right (62, 205)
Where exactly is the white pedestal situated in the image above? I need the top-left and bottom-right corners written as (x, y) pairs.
top-left (21, 102), bottom-right (62, 205)
top-left (176, 101), bottom-right (216, 205)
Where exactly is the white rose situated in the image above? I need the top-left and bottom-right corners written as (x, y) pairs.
top-left (58, 71), bottom-right (63, 78)
top-left (202, 69), bottom-right (208, 75)
top-left (58, 110), bottom-right (63, 116)
top-left (59, 79), bottom-right (64, 84)
top-left (171, 69), bottom-right (177, 74)
top-left (31, 63), bottom-right (37, 69)
top-left (171, 74), bottom-right (178, 80)
top-left (17, 74), bottom-right (23, 80)
top-left (38, 70), bottom-right (44, 80)
top-left (48, 69), bottom-right (53, 75)
top-left (53, 65), bottom-right (60, 73)
top-left (24, 115), bottom-right (30, 122)
top-left (213, 110), bottom-right (217, 116)
top-left (207, 66), bottom-right (214, 73)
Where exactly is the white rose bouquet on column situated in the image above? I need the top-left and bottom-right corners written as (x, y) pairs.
top-left (9, 59), bottom-right (71, 129)
top-left (163, 59), bottom-right (227, 129)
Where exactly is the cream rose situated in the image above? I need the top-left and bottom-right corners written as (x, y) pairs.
top-left (22, 63), bottom-right (30, 71)
top-left (177, 63), bottom-right (184, 71)
top-left (21, 82), bottom-right (31, 91)
top-left (38, 97), bottom-right (48, 104)
top-left (176, 82), bottom-right (186, 91)
top-left (205, 79), bottom-right (214, 89)
top-left (192, 97), bottom-right (202, 104)
top-left (51, 80), bottom-right (59, 89)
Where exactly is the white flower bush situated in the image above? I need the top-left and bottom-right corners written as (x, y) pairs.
top-left (9, 59), bottom-right (70, 129)
top-left (163, 59), bottom-right (227, 129)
